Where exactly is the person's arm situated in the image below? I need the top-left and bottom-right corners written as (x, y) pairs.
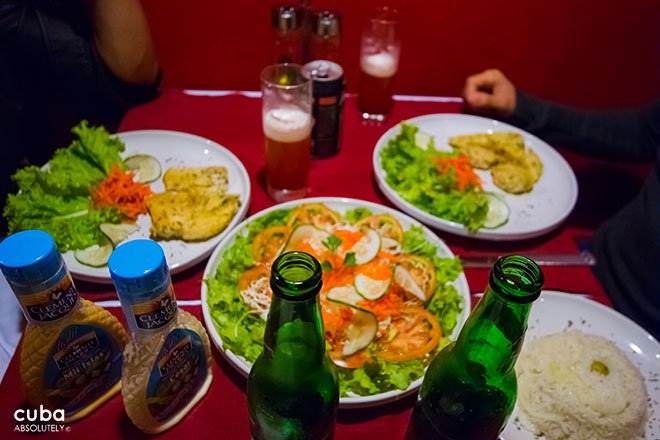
top-left (463, 69), bottom-right (660, 162)
top-left (512, 93), bottom-right (660, 161)
top-left (89, 0), bottom-right (159, 85)
top-left (0, 0), bottom-right (160, 119)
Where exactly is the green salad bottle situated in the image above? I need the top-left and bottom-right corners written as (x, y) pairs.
top-left (247, 251), bottom-right (339, 440)
top-left (406, 255), bottom-right (543, 440)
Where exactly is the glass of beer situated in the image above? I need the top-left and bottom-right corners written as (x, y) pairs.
top-left (261, 64), bottom-right (313, 202)
top-left (357, 7), bottom-right (400, 122)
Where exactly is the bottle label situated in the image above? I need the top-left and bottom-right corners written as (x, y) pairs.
top-left (146, 328), bottom-right (208, 422)
top-left (18, 276), bottom-right (79, 323)
top-left (130, 286), bottom-right (178, 331)
top-left (43, 324), bottom-right (123, 417)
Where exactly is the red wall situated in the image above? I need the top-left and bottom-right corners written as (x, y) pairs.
top-left (142, 0), bottom-right (660, 109)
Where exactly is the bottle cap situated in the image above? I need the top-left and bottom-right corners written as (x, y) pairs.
top-left (314, 11), bottom-right (340, 37)
top-left (0, 230), bottom-right (62, 284)
top-left (272, 5), bottom-right (303, 32)
top-left (108, 240), bottom-right (169, 296)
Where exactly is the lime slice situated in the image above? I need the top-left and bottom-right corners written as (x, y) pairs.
top-left (100, 223), bottom-right (139, 246)
top-left (124, 154), bottom-right (162, 183)
top-left (352, 229), bottom-right (381, 265)
top-left (74, 236), bottom-right (113, 267)
top-left (415, 130), bottom-right (434, 150)
top-left (394, 265), bottom-right (426, 302)
top-left (354, 273), bottom-right (392, 301)
top-left (483, 193), bottom-right (510, 229)
top-left (327, 286), bottom-right (363, 307)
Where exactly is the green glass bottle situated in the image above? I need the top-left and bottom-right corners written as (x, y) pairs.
top-left (247, 251), bottom-right (339, 440)
top-left (406, 255), bottom-right (544, 440)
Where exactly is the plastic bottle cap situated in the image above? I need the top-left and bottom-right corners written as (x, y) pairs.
top-left (0, 230), bottom-right (62, 283)
top-left (108, 240), bottom-right (168, 295)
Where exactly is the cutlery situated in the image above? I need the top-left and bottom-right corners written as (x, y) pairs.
top-left (460, 252), bottom-right (596, 268)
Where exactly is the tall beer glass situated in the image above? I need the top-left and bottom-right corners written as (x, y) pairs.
top-left (357, 7), bottom-right (400, 122)
top-left (261, 64), bottom-right (313, 202)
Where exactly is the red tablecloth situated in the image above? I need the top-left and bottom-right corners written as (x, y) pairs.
top-left (1, 90), bottom-right (649, 438)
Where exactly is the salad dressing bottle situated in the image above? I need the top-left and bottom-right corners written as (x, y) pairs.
top-left (0, 230), bottom-right (127, 422)
top-left (108, 239), bottom-right (212, 434)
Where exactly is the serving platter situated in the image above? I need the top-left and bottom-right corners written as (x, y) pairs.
top-left (200, 197), bottom-right (471, 409)
top-left (373, 114), bottom-right (578, 241)
top-left (501, 290), bottom-right (660, 439)
top-left (65, 130), bottom-right (251, 283)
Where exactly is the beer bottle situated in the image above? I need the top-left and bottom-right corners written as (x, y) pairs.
top-left (406, 255), bottom-right (543, 440)
top-left (247, 251), bottom-right (339, 440)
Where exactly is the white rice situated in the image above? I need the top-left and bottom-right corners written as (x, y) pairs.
top-left (516, 330), bottom-right (648, 440)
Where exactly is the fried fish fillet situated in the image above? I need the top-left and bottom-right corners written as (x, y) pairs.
top-left (163, 167), bottom-right (228, 193)
top-left (448, 133), bottom-right (492, 150)
top-left (524, 149), bottom-right (543, 183)
top-left (490, 133), bottom-right (526, 162)
top-left (148, 189), bottom-right (240, 241)
top-left (491, 163), bottom-right (533, 194)
top-left (456, 144), bottom-right (499, 169)
top-left (449, 132), bottom-right (543, 193)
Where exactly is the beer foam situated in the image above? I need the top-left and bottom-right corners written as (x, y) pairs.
top-left (263, 108), bottom-right (312, 143)
top-left (361, 52), bottom-right (397, 78)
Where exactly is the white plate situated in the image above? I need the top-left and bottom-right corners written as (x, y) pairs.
top-left (373, 114), bottom-right (579, 241)
top-left (65, 130), bottom-right (250, 283)
top-left (501, 290), bottom-right (660, 440)
top-left (200, 197), bottom-right (471, 409)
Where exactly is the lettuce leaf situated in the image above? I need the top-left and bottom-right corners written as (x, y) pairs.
top-left (380, 122), bottom-right (489, 230)
top-left (344, 207), bottom-right (372, 224)
top-left (205, 209), bottom-right (293, 363)
top-left (4, 121), bottom-right (125, 250)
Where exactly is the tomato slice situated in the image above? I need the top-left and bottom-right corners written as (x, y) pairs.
top-left (397, 254), bottom-right (437, 301)
top-left (252, 225), bottom-right (289, 263)
top-left (287, 203), bottom-right (341, 230)
top-left (355, 214), bottom-right (404, 242)
top-left (238, 265), bottom-right (270, 291)
top-left (375, 308), bottom-right (442, 362)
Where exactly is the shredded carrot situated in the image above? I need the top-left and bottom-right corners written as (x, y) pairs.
top-left (92, 164), bottom-right (152, 220)
top-left (322, 305), bottom-right (353, 332)
top-left (431, 156), bottom-right (483, 191)
top-left (322, 266), bottom-right (355, 291)
top-left (334, 229), bottom-right (364, 253)
top-left (356, 259), bottom-right (393, 281)
top-left (297, 242), bottom-right (320, 260)
top-left (358, 289), bottom-right (404, 321)
top-left (378, 251), bottom-right (399, 263)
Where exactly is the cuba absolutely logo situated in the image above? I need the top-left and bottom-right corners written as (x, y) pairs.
top-left (13, 405), bottom-right (70, 432)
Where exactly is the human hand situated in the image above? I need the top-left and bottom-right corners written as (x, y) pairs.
top-left (462, 69), bottom-right (517, 118)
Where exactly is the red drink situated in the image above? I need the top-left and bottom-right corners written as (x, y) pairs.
top-left (358, 52), bottom-right (397, 116)
top-left (263, 108), bottom-right (312, 200)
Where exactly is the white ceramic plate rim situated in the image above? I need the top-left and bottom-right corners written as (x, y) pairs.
top-left (64, 130), bottom-right (251, 283)
top-left (200, 197), bottom-right (471, 409)
top-left (372, 114), bottom-right (579, 241)
top-left (501, 290), bottom-right (660, 439)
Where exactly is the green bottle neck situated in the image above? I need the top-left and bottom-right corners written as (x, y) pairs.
top-left (454, 285), bottom-right (533, 377)
top-left (262, 251), bottom-right (326, 365)
top-left (263, 294), bottom-right (326, 361)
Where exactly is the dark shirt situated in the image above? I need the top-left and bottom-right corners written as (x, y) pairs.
top-left (0, 0), bottom-right (160, 231)
top-left (512, 93), bottom-right (660, 338)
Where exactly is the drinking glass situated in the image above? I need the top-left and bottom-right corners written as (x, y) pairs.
top-left (357, 7), bottom-right (400, 122)
top-left (261, 64), bottom-right (313, 202)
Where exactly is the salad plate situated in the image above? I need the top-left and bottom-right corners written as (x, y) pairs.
top-left (65, 130), bottom-right (250, 283)
top-left (501, 290), bottom-right (660, 439)
top-left (201, 197), bottom-right (471, 409)
top-left (373, 114), bottom-right (578, 241)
